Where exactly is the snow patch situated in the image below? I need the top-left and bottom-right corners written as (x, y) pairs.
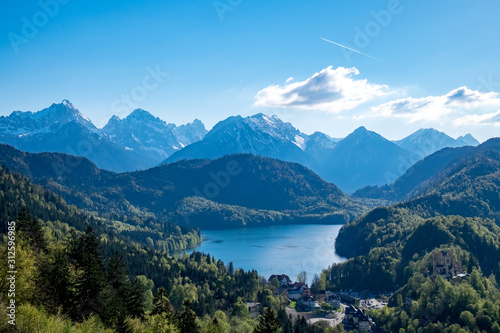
top-left (293, 135), bottom-right (306, 150)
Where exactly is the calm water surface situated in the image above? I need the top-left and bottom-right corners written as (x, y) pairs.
top-left (187, 224), bottom-right (346, 283)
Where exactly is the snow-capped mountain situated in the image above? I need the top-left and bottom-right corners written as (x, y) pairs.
top-left (395, 128), bottom-right (479, 158)
top-left (102, 109), bottom-right (207, 165)
top-left (174, 119), bottom-right (207, 146)
top-left (0, 101), bottom-right (207, 172)
top-left (0, 101), bottom-right (483, 192)
top-left (163, 113), bottom-right (312, 166)
top-left (163, 116), bottom-right (481, 193)
top-left (0, 100), bottom-right (95, 135)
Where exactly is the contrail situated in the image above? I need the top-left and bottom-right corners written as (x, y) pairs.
top-left (320, 37), bottom-right (380, 61)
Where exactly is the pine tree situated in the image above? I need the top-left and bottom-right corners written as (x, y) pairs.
top-left (125, 278), bottom-right (145, 319)
top-left (115, 311), bottom-right (134, 333)
top-left (70, 225), bottom-right (108, 321)
top-left (38, 244), bottom-right (73, 314)
top-left (176, 299), bottom-right (200, 333)
top-left (108, 251), bottom-right (131, 293)
top-left (17, 207), bottom-right (46, 251)
top-left (254, 307), bottom-right (281, 333)
top-left (106, 251), bottom-right (134, 325)
top-left (152, 287), bottom-right (175, 317)
top-left (276, 309), bottom-right (293, 333)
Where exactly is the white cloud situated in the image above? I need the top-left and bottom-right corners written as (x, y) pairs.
top-left (371, 86), bottom-right (500, 122)
top-left (254, 66), bottom-right (392, 112)
top-left (453, 110), bottom-right (500, 126)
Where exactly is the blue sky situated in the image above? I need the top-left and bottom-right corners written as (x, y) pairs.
top-left (1, 0), bottom-right (499, 141)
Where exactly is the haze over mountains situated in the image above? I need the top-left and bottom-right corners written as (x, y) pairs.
top-left (0, 100), bottom-right (480, 193)
top-left (394, 128), bottom-right (479, 159)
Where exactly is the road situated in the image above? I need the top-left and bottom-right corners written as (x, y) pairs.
top-left (285, 304), bottom-right (345, 328)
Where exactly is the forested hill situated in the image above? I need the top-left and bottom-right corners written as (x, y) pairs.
top-left (0, 165), bottom-right (200, 254)
top-left (353, 138), bottom-right (500, 202)
top-left (0, 144), bottom-right (368, 228)
top-left (327, 138), bottom-right (500, 331)
top-left (337, 138), bottom-right (500, 259)
top-left (352, 145), bottom-right (474, 202)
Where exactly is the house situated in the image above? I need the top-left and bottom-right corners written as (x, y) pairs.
top-left (287, 289), bottom-right (302, 300)
top-left (343, 305), bottom-right (373, 332)
top-left (268, 274), bottom-right (292, 286)
top-left (296, 293), bottom-right (321, 312)
top-left (358, 312), bottom-right (371, 333)
top-left (431, 250), bottom-right (463, 279)
top-left (285, 282), bottom-right (309, 300)
top-left (325, 292), bottom-right (341, 309)
top-left (315, 290), bottom-right (327, 300)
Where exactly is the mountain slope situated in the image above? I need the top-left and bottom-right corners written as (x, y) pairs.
top-left (304, 131), bottom-right (339, 163)
top-left (0, 99), bottom-right (94, 134)
top-left (312, 139), bottom-right (500, 332)
top-left (319, 126), bottom-right (420, 193)
top-left (0, 163), bottom-right (200, 254)
top-left (0, 101), bottom-right (148, 171)
top-left (164, 119), bottom-right (426, 193)
top-left (353, 145), bottom-right (475, 201)
top-left (394, 128), bottom-right (478, 158)
top-left (163, 114), bottom-right (312, 167)
top-left (457, 133), bottom-right (480, 146)
top-left (1, 101), bottom-right (480, 193)
top-left (0, 144), bottom-right (367, 228)
top-left (401, 138), bottom-right (500, 220)
top-left (336, 138), bottom-right (500, 259)
top-left (102, 109), bottom-right (207, 165)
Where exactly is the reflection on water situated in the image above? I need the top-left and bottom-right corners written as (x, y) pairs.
top-left (187, 224), bottom-right (346, 284)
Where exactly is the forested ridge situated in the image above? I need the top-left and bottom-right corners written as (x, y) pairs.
top-left (328, 138), bottom-right (500, 332)
top-left (0, 144), bottom-right (368, 229)
top-left (354, 138), bottom-right (500, 205)
top-left (0, 165), bottom-right (201, 254)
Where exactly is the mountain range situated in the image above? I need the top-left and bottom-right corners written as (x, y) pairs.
top-left (162, 114), bottom-right (477, 193)
top-left (0, 100), bottom-right (206, 172)
top-left (0, 100), bottom-right (479, 193)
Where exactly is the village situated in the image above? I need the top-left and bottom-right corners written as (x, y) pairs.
top-left (265, 250), bottom-right (467, 332)
top-left (267, 273), bottom-right (381, 332)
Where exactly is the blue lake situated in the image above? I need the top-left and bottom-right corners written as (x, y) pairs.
top-left (187, 224), bottom-right (346, 284)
